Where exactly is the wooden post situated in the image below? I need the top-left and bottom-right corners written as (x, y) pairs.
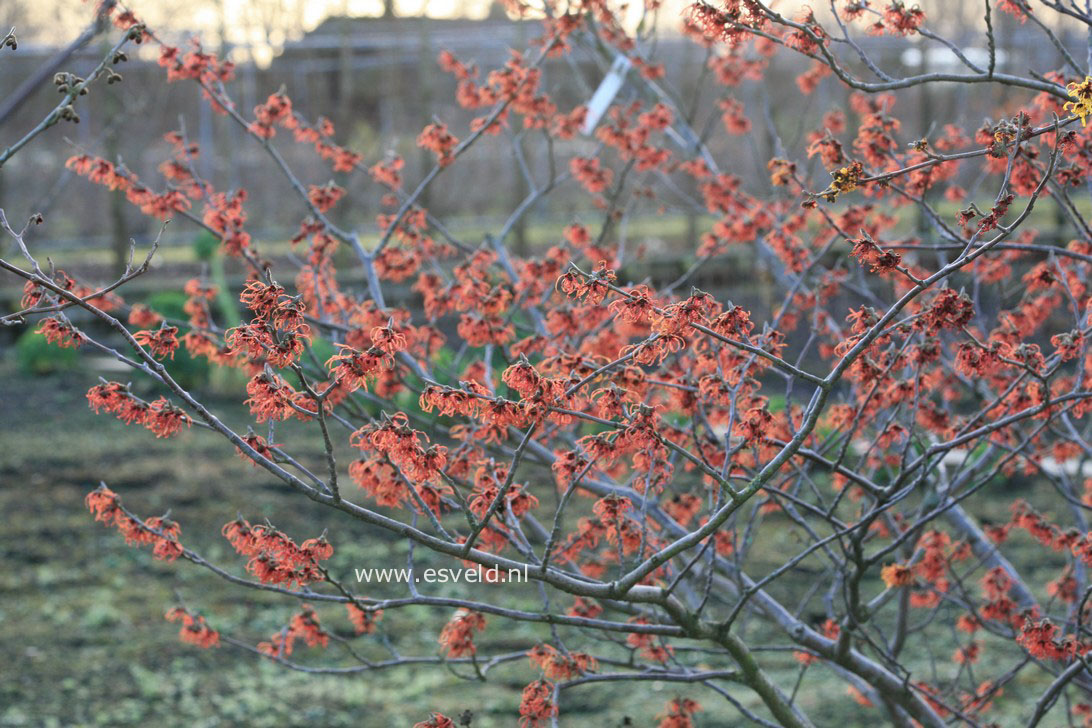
top-left (101, 38), bottom-right (129, 276)
top-left (415, 18), bottom-right (433, 212)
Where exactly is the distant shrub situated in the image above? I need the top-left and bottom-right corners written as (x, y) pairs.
top-left (14, 328), bottom-right (78, 375)
top-left (192, 230), bottom-right (220, 262)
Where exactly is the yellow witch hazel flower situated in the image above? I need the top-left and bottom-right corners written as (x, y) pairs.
top-left (820, 161), bottom-right (864, 202)
top-left (1064, 76), bottom-right (1092, 125)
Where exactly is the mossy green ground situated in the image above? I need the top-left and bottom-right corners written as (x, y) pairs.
top-left (0, 361), bottom-right (1078, 726)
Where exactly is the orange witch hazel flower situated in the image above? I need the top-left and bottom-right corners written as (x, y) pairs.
top-left (85, 484), bottom-right (184, 562)
top-left (326, 343), bottom-right (392, 392)
top-left (569, 156), bottom-right (613, 194)
top-left (236, 432), bottom-right (277, 464)
top-left (438, 609), bottom-right (486, 657)
top-left (248, 90), bottom-right (292, 139)
top-left (518, 679), bottom-right (557, 728)
top-left (881, 562), bottom-right (915, 588)
top-left (658, 697), bottom-right (701, 728)
top-left (86, 382), bottom-right (190, 438)
top-left (347, 603), bottom-right (383, 634)
top-left (165, 607), bottom-right (220, 648)
top-left (502, 358), bottom-right (541, 398)
top-left (556, 260), bottom-right (616, 304)
top-left (38, 316), bottom-right (85, 348)
top-left (370, 155), bottom-right (405, 189)
top-left (369, 323), bottom-right (408, 354)
top-left (1016, 617), bottom-right (1090, 661)
top-left (144, 397), bottom-right (191, 438)
top-left (289, 605), bottom-right (330, 648)
top-left (85, 484), bottom-right (122, 525)
top-left (221, 517), bottom-right (332, 589)
top-left (413, 714), bottom-right (455, 728)
top-left (627, 617), bottom-right (674, 663)
top-left (953, 641), bottom-right (981, 665)
top-left (133, 324), bottom-right (180, 360)
top-left (352, 412), bottom-right (450, 487)
top-left (849, 235), bottom-right (901, 274)
top-left (417, 122), bottom-right (459, 166)
top-left (527, 643), bottom-right (598, 679)
top-left (307, 181), bottom-right (345, 213)
top-left (256, 604), bottom-right (331, 658)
